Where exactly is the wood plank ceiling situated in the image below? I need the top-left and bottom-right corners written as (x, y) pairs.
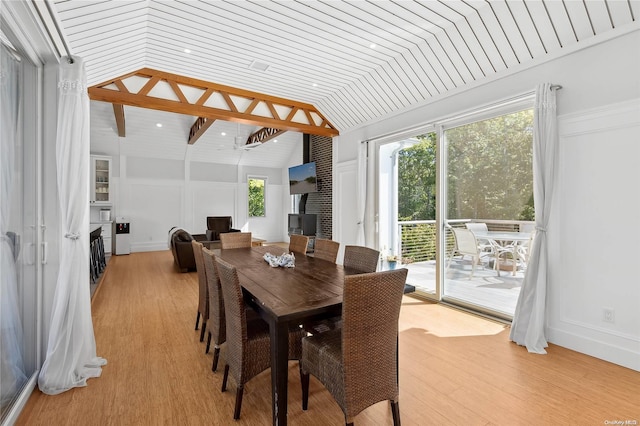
top-left (51, 0), bottom-right (639, 166)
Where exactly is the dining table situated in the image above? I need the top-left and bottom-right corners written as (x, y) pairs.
top-left (472, 231), bottom-right (532, 275)
top-left (215, 245), bottom-right (355, 426)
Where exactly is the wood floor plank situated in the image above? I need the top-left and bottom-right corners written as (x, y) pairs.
top-left (16, 250), bottom-right (640, 425)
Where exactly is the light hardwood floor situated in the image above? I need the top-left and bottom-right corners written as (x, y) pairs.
top-left (17, 250), bottom-right (639, 425)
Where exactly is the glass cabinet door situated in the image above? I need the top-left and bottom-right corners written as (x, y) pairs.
top-left (91, 156), bottom-right (111, 204)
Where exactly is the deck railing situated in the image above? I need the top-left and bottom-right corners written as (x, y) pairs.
top-left (397, 219), bottom-right (534, 263)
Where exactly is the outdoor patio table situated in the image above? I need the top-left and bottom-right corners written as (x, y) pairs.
top-left (472, 231), bottom-right (531, 275)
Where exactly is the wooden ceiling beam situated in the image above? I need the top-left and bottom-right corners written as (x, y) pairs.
top-left (247, 127), bottom-right (286, 145)
top-left (88, 68), bottom-right (339, 138)
top-left (188, 117), bottom-right (215, 145)
top-left (112, 104), bottom-right (126, 137)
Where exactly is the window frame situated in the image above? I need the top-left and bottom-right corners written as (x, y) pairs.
top-left (247, 175), bottom-right (267, 218)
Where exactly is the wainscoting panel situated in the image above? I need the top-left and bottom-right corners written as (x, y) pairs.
top-left (125, 181), bottom-right (184, 252)
top-left (548, 98), bottom-right (640, 371)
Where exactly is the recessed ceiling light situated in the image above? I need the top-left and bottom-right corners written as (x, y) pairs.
top-left (370, 43), bottom-right (376, 49)
top-left (184, 48), bottom-right (191, 54)
top-left (312, 83), bottom-right (318, 87)
top-left (273, 139), bottom-right (278, 143)
top-left (156, 123), bottom-right (162, 128)
top-left (221, 132), bottom-right (226, 136)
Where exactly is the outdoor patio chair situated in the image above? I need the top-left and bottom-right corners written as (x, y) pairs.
top-left (448, 227), bottom-right (495, 279)
top-left (465, 222), bottom-right (493, 252)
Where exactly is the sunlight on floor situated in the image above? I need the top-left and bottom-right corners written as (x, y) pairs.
top-left (399, 296), bottom-right (509, 338)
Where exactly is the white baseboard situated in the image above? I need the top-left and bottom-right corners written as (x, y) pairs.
top-left (547, 327), bottom-right (640, 372)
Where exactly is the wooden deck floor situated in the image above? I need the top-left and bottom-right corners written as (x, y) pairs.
top-left (16, 249), bottom-right (640, 425)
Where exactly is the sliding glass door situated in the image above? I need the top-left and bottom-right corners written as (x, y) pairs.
top-left (377, 101), bottom-right (535, 319)
top-left (379, 132), bottom-right (438, 297)
top-left (442, 108), bottom-right (534, 318)
top-left (1, 38), bottom-right (41, 423)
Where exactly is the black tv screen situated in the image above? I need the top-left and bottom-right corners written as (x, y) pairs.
top-left (289, 162), bottom-right (318, 194)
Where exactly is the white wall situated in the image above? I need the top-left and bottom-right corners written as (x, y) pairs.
top-left (105, 155), bottom-right (289, 251)
top-left (549, 98), bottom-right (640, 370)
top-left (334, 29), bottom-right (640, 370)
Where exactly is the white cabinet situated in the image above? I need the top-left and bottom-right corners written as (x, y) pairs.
top-left (90, 155), bottom-right (111, 205)
top-left (102, 222), bottom-right (113, 254)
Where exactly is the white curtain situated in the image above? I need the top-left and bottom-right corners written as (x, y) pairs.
top-left (356, 141), bottom-right (367, 245)
top-left (1, 43), bottom-right (28, 405)
top-left (38, 56), bottom-right (106, 395)
top-left (510, 83), bottom-right (558, 354)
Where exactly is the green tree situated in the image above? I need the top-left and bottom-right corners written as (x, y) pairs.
top-left (248, 178), bottom-right (265, 217)
top-left (397, 133), bottom-right (437, 221)
top-left (446, 109), bottom-right (534, 220)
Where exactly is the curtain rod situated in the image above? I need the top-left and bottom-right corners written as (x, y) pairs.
top-left (362, 83), bottom-right (562, 144)
top-left (44, 0), bottom-right (74, 64)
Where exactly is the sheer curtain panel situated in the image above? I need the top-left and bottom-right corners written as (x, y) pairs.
top-left (38, 56), bottom-right (106, 395)
top-left (509, 83), bottom-right (559, 354)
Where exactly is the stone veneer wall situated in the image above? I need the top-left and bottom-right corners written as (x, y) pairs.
top-left (305, 135), bottom-right (332, 239)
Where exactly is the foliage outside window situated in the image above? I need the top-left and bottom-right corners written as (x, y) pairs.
top-left (446, 109), bottom-right (534, 221)
top-left (398, 132), bottom-right (437, 221)
top-left (248, 177), bottom-right (266, 217)
top-left (395, 110), bottom-right (534, 263)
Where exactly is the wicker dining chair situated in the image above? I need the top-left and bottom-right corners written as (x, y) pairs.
top-left (215, 257), bottom-right (306, 420)
top-left (220, 232), bottom-right (252, 249)
top-left (300, 268), bottom-right (408, 426)
top-left (288, 234), bottom-right (309, 255)
top-left (191, 240), bottom-right (209, 342)
top-left (343, 245), bottom-right (380, 273)
top-left (201, 247), bottom-right (227, 369)
top-left (313, 238), bottom-right (340, 263)
top-left (202, 247), bottom-right (260, 370)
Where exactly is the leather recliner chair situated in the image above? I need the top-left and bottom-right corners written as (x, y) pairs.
top-left (170, 228), bottom-right (207, 273)
top-left (206, 216), bottom-right (240, 241)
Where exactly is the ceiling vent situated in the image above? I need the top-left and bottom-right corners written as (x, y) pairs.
top-left (249, 60), bottom-right (270, 72)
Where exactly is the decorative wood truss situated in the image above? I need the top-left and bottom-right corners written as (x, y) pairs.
top-left (88, 68), bottom-right (339, 145)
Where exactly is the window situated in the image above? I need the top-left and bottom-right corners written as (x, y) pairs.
top-left (248, 177), bottom-right (266, 217)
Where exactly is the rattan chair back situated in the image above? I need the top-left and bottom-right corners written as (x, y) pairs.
top-left (191, 241), bottom-right (209, 342)
top-left (343, 245), bottom-right (379, 273)
top-left (202, 247), bottom-right (226, 369)
top-left (289, 234), bottom-right (309, 254)
top-left (220, 232), bottom-right (252, 249)
top-left (314, 238), bottom-right (340, 263)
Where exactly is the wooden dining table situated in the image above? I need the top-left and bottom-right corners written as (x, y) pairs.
top-left (215, 245), bottom-right (353, 426)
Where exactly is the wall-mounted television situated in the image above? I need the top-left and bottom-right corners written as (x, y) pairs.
top-left (288, 162), bottom-right (318, 194)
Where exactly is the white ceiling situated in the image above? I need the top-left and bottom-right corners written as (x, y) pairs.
top-left (51, 0), bottom-right (639, 167)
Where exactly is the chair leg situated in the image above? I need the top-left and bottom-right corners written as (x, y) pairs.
top-left (221, 364), bottom-right (229, 392)
top-left (205, 331), bottom-right (212, 353)
top-left (195, 311), bottom-right (201, 330)
top-left (301, 368), bottom-right (309, 410)
top-left (199, 320), bottom-right (207, 342)
top-left (391, 400), bottom-right (401, 426)
top-left (233, 385), bottom-right (244, 420)
top-left (212, 346), bottom-right (220, 372)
